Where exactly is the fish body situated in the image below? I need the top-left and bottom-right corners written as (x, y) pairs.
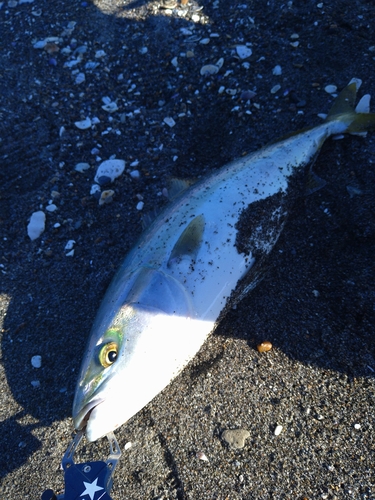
top-left (73, 79), bottom-right (375, 442)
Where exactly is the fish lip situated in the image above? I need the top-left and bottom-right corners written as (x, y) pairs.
top-left (73, 398), bottom-right (103, 431)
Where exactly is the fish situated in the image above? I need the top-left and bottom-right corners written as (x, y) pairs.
top-left (73, 78), bottom-right (375, 442)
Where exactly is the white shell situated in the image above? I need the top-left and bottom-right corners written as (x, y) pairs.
top-left (75, 118), bottom-right (92, 130)
top-left (27, 211), bottom-right (46, 240)
top-left (200, 64), bottom-right (219, 76)
top-left (94, 159), bottom-right (126, 183)
top-left (215, 57), bottom-right (224, 70)
top-left (324, 85), bottom-right (337, 94)
top-left (102, 102), bottom-right (119, 113)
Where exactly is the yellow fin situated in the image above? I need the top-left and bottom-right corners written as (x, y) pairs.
top-left (326, 78), bottom-right (375, 134)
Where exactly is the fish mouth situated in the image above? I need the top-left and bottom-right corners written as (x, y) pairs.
top-left (73, 399), bottom-right (103, 431)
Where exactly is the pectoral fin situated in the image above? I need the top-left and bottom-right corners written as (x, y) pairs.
top-left (168, 214), bottom-right (205, 266)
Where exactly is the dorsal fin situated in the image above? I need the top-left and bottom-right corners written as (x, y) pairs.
top-left (167, 178), bottom-right (196, 200)
top-left (168, 214), bottom-right (205, 266)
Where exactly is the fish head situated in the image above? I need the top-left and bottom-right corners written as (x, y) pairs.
top-left (72, 303), bottom-right (150, 441)
top-left (73, 267), bottom-right (196, 441)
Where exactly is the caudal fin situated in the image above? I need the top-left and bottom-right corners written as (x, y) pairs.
top-left (326, 78), bottom-right (375, 135)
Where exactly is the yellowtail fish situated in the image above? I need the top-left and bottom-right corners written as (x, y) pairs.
top-left (73, 79), bottom-right (375, 442)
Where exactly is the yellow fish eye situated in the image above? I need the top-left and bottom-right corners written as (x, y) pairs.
top-left (99, 342), bottom-right (118, 368)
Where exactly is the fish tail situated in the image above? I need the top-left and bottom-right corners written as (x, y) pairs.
top-left (326, 78), bottom-right (375, 135)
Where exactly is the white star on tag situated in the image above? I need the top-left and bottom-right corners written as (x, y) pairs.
top-left (80, 477), bottom-right (104, 500)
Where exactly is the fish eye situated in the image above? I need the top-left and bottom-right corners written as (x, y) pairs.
top-left (99, 342), bottom-right (118, 368)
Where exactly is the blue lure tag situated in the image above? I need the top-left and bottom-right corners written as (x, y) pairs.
top-left (41, 430), bottom-right (121, 500)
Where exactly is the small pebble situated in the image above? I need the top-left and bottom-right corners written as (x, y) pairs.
top-left (240, 90), bottom-right (256, 101)
top-left (99, 190), bottom-right (115, 205)
top-left (130, 170), bottom-right (140, 179)
top-left (75, 72), bottom-right (86, 84)
top-left (271, 85), bottom-right (281, 94)
top-left (90, 184), bottom-right (101, 196)
top-left (95, 50), bottom-right (106, 58)
top-left (346, 185), bottom-right (363, 197)
top-left (354, 423), bottom-right (361, 430)
top-left (124, 442), bottom-right (132, 450)
top-left (272, 65), bottom-right (282, 76)
top-left (31, 380), bottom-right (40, 388)
top-left (46, 204), bottom-right (57, 212)
top-left (34, 40), bottom-right (47, 49)
top-left (274, 425), bottom-right (283, 436)
top-left (65, 240), bottom-right (75, 251)
top-left (75, 162), bottom-right (91, 172)
top-left (196, 451), bottom-right (209, 462)
top-left (324, 84), bottom-right (337, 94)
top-left (27, 211), bottom-right (46, 241)
top-left (164, 117), bottom-right (176, 128)
top-left (31, 355), bottom-right (42, 368)
top-left (236, 45), bottom-right (252, 59)
top-left (222, 429), bottom-right (250, 449)
top-left (96, 175), bottom-right (112, 186)
top-left (136, 201), bottom-right (144, 211)
top-left (257, 341), bottom-right (272, 353)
